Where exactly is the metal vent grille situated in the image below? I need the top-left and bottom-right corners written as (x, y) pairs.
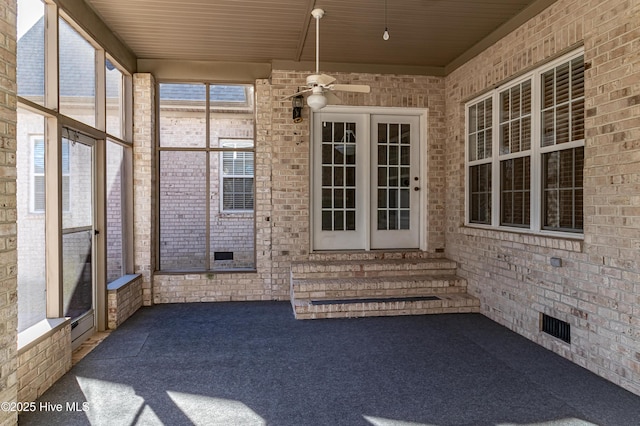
top-left (541, 313), bottom-right (571, 343)
top-left (214, 251), bottom-right (234, 261)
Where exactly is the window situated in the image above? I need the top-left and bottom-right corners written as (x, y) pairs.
top-left (159, 83), bottom-right (255, 271)
top-left (499, 80), bottom-right (532, 227)
top-left (467, 97), bottom-right (493, 224)
top-left (541, 56), bottom-right (585, 232)
top-left (221, 140), bottom-right (254, 211)
top-left (466, 50), bottom-right (585, 235)
top-left (32, 138), bottom-right (69, 213)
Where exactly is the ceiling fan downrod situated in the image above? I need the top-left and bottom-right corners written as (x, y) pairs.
top-left (311, 8), bottom-right (324, 75)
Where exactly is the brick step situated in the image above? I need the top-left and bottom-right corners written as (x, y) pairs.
top-left (308, 251), bottom-right (445, 262)
top-left (292, 274), bottom-right (468, 300)
top-left (292, 293), bottom-right (481, 320)
top-left (291, 258), bottom-right (457, 280)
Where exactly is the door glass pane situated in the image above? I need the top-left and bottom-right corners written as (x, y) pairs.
top-left (63, 229), bottom-right (92, 320)
top-left (62, 139), bottom-right (93, 320)
top-left (321, 121), bottom-right (356, 231)
top-left (378, 122), bottom-right (411, 230)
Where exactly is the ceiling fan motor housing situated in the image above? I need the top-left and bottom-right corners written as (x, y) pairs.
top-left (306, 74), bottom-right (324, 87)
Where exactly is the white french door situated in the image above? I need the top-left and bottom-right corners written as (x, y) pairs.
top-left (370, 115), bottom-right (421, 249)
top-left (312, 110), bottom-right (423, 251)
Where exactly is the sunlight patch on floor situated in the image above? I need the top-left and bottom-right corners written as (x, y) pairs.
top-left (363, 415), bottom-right (437, 426)
top-left (76, 376), bottom-right (160, 424)
top-left (364, 416), bottom-right (598, 426)
top-left (497, 420), bottom-right (598, 426)
top-left (167, 391), bottom-right (266, 425)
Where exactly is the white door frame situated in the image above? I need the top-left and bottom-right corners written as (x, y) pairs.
top-left (310, 106), bottom-right (428, 252)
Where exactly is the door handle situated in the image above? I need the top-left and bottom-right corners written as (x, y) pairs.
top-left (414, 187), bottom-right (420, 191)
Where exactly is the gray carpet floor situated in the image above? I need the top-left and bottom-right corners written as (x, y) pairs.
top-left (19, 302), bottom-right (640, 425)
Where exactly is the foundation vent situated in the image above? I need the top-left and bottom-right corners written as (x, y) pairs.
top-left (214, 251), bottom-right (234, 261)
top-left (541, 313), bottom-right (571, 344)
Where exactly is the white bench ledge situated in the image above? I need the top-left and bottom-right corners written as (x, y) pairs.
top-left (107, 274), bottom-right (142, 291)
top-left (18, 318), bottom-right (70, 353)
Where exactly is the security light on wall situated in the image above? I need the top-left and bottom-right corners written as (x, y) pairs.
top-left (292, 95), bottom-right (304, 122)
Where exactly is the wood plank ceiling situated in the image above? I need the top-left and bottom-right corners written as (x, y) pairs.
top-left (83, 0), bottom-right (556, 74)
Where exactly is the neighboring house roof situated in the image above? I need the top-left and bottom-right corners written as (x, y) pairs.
top-left (18, 17), bottom-right (119, 98)
top-left (17, 17), bottom-right (44, 97)
top-left (18, 18), bottom-right (248, 103)
top-left (160, 83), bottom-right (248, 103)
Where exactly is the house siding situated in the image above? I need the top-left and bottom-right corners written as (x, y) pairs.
top-left (444, 0), bottom-right (640, 395)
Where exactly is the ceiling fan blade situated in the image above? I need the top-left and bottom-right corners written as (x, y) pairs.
top-left (329, 84), bottom-right (371, 93)
top-left (323, 91), bottom-right (341, 105)
top-left (281, 88), bottom-right (312, 100)
top-left (316, 74), bottom-right (336, 86)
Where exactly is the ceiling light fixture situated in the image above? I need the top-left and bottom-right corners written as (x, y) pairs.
top-left (383, 0), bottom-right (390, 40)
top-left (307, 87), bottom-right (328, 111)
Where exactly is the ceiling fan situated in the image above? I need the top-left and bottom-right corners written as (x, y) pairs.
top-left (283, 8), bottom-right (371, 111)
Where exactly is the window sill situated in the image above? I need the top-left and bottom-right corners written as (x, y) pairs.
top-left (18, 318), bottom-right (70, 353)
top-left (107, 273), bottom-right (142, 292)
top-left (459, 225), bottom-right (583, 253)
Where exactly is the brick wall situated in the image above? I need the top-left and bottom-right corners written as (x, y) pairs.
top-left (17, 324), bottom-right (71, 404)
top-left (148, 72), bottom-right (446, 302)
top-left (444, 0), bottom-right (640, 395)
top-left (0, 0), bottom-right (18, 423)
top-left (107, 275), bottom-right (143, 329)
top-left (133, 74), bottom-right (156, 306)
top-left (266, 71), bottom-right (447, 298)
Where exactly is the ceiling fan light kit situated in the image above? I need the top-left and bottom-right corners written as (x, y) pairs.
top-left (281, 8), bottom-right (371, 113)
top-left (307, 92), bottom-right (328, 111)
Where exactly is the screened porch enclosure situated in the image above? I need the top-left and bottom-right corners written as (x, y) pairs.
top-left (158, 83), bottom-right (256, 271)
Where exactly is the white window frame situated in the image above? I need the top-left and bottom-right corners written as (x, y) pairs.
top-left (17, 0), bottom-right (134, 339)
top-left (219, 139), bottom-right (254, 213)
top-left (465, 49), bottom-right (585, 238)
